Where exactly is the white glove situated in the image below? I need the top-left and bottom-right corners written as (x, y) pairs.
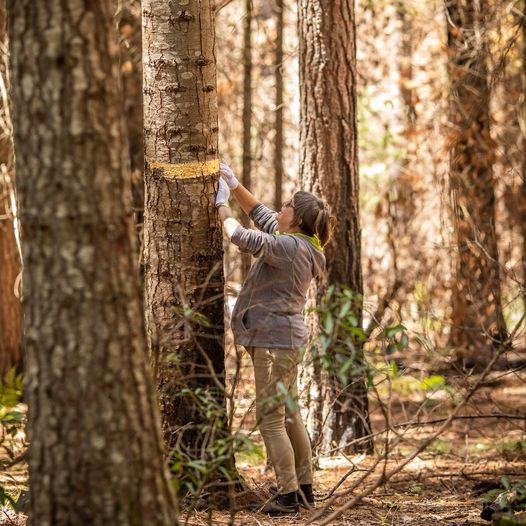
top-left (220, 161), bottom-right (240, 190)
top-left (215, 177), bottom-right (230, 207)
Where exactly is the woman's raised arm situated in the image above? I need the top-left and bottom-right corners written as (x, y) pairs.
top-left (220, 161), bottom-right (258, 216)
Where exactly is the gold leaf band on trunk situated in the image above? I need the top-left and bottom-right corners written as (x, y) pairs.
top-left (149, 159), bottom-right (220, 179)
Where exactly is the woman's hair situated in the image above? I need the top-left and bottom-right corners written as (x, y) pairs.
top-left (291, 191), bottom-right (335, 247)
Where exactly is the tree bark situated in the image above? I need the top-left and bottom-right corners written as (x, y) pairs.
top-left (0, 0), bottom-right (21, 378)
top-left (241, 0), bottom-right (253, 278)
top-left (521, 0), bottom-right (526, 307)
top-left (298, 0), bottom-right (373, 454)
top-left (7, 1), bottom-right (178, 524)
top-left (117, 2), bottom-right (144, 238)
top-left (445, 0), bottom-right (507, 368)
top-left (274, 0), bottom-right (284, 211)
top-left (142, 0), bottom-right (228, 468)
top-left (395, 0), bottom-right (417, 234)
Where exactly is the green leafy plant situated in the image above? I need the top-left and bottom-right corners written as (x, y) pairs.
top-left (171, 389), bottom-right (225, 493)
top-left (309, 285), bottom-right (369, 386)
top-left (481, 477), bottom-right (526, 524)
top-left (309, 285), bottom-right (409, 388)
top-left (168, 385), bottom-right (247, 505)
top-left (383, 323), bottom-right (409, 355)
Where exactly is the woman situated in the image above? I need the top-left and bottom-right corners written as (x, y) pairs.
top-left (216, 161), bottom-right (334, 516)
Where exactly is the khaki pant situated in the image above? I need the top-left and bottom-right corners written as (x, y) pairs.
top-left (250, 347), bottom-right (313, 493)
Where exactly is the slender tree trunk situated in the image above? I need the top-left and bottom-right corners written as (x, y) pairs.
top-left (142, 0), bottom-right (228, 475)
top-left (385, 0), bottom-right (422, 302)
top-left (445, 0), bottom-right (507, 368)
top-left (0, 175), bottom-right (20, 378)
top-left (0, 0), bottom-right (21, 378)
top-left (521, 0), bottom-right (526, 303)
top-left (274, 0), bottom-right (284, 211)
top-left (241, 0), bottom-right (253, 278)
top-left (395, 0), bottom-right (417, 232)
top-left (298, 0), bottom-right (373, 454)
top-left (7, 1), bottom-right (177, 524)
top-left (117, 2), bottom-right (144, 238)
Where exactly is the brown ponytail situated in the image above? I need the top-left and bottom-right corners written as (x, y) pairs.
top-left (290, 191), bottom-right (335, 247)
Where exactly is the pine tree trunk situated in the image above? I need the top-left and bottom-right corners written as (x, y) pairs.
top-left (0, 0), bottom-right (21, 378)
top-left (241, 0), bottom-right (253, 278)
top-left (117, 2), bottom-right (144, 237)
top-left (521, 0), bottom-right (526, 305)
top-left (142, 0), bottom-right (227, 462)
top-left (395, 0), bottom-right (417, 233)
top-left (274, 0), bottom-right (284, 211)
top-left (446, 0), bottom-right (507, 368)
top-left (298, 0), bottom-right (373, 454)
top-left (7, 1), bottom-right (177, 524)
top-left (0, 176), bottom-right (20, 378)
top-left (387, 0), bottom-right (421, 299)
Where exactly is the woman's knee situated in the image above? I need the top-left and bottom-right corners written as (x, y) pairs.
top-left (258, 402), bottom-right (286, 435)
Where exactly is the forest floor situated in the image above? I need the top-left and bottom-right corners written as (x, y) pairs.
top-left (1, 358), bottom-right (525, 526)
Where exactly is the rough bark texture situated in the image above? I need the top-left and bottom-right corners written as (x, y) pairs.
top-left (298, 0), bottom-right (373, 454)
top-left (241, 0), bottom-right (252, 278)
top-left (0, 0), bottom-right (21, 378)
top-left (521, 0), bottom-right (526, 304)
top-left (446, 0), bottom-right (507, 368)
top-left (7, 1), bottom-right (178, 524)
top-left (142, 0), bottom-right (227, 455)
top-left (273, 0), bottom-right (284, 211)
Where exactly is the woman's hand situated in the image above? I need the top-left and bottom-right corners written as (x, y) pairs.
top-left (215, 177), bottom-right (230, 208)
top-left (216, 178), bottom-right (240, 238)
top-left (219, 160), bottom-right (258, 215)
top-left (220, 161), bottom-right (240, 189)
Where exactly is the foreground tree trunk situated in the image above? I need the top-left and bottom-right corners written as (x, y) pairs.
top-left (445, 0), bottom-right (507, 368)
top-left (0, 0), bottom-right (21, 378)
top-left (298, 0), bottom-right (373, 454)
top-left (521, 0), bottom-right (526, 304)
top-left (142, 0), bottom-right (229, 482)
top-left (8, 1), bottom-right (177, 524)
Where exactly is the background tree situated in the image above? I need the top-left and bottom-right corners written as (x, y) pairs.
top-left (273, 0), bottom-right (284, 210)
top-left (390, 0), bottom-right (419, 287)
top-left (142, 0), bottom-right (228, 469)
top-left (241, 0), bottom-right (253, 278)
top-left (298, 0), bottom-right (373, 454)
top-left (446, 0), bottom-right (507, 368)
top-left (7, 1), bottom-right (177, 523)
top-left (0, 0), bottom-right (21, 378)
top-left (116, 1), bottom-right (145, 244)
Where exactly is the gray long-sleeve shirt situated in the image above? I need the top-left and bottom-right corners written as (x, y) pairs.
top-left (230, 203), bottom-right (326, 349)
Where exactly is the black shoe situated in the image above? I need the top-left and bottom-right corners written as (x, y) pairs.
top-left (260, 491), bottom-right (299, 516)
top-left (298, 484), bottom-right (315, 508)
top-left (269, 484), bottom-right (315, 509)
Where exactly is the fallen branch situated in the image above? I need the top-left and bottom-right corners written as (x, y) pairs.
top-left (392, 412), bottom-right (526, 429)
